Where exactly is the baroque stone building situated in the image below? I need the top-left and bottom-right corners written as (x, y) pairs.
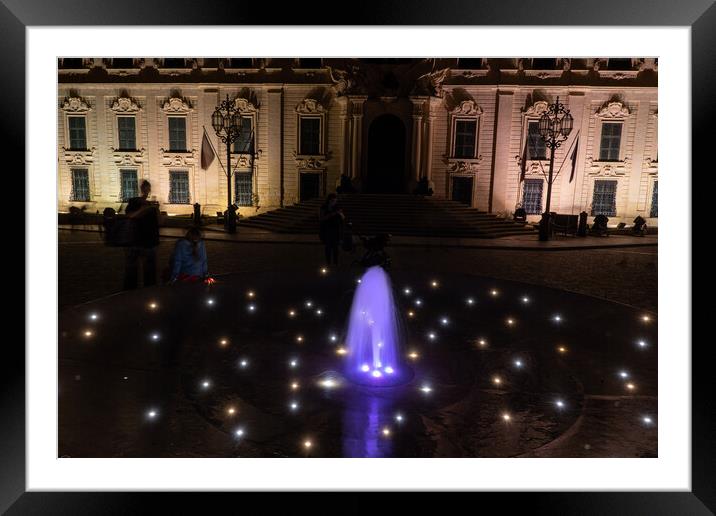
top-left (58, 57), bottom-right (658, 224)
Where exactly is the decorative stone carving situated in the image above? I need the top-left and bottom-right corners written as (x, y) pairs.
top-left (234, 97), bottom-right (258, 113)
top-left (62, 147), bottom-right (96, 164)
top-left (159, 148), bottom-right (196, 166)
top-left (445, 155), bottom-right (483, 173)
top-left (61, 95), bottom-right (91, 112)
top-left (585, 155), bottom-right (630, 176)
top-left (296, 98), bottom-right (325, 114)
top-left (293, 150), bottom-right (331, 168)
top-left (162, 96), bottom-right (192, 113)
top-left (596, 100), bottom-right (630, 118)
top-left (414, 67), bottom-right (450, 97)
top-left (644, 157), bottom-right (659, 174)
top-left (111, 148), bottom-right (146, 165)
top-left (450, 99), bottom-right (482, 117)
top-left (522, 100), bottom-right (549, 117)
top-left (110, 95), bottom-right (141, 113)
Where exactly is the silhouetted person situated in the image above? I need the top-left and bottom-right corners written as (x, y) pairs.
top-left (336, 173), bottom-right (356, 194)
top-left (514, 206), bottom-right (527, 222)
top-left (169, 227), bottom-right (209, 283)
top-left (193, 202), bottom-right (202, 226)
top-left (413, 176), bottom-right (433, 196)
top-left (123, 180), bottom-right (159, 289)
top-left (590, 214), bottom-right (609, 236)
top-left (319, 193), bottom-right (344, 266)
top-left (632, 215), bottom-right (647, 236)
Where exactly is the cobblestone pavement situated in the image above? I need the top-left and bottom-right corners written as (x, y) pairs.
top-left (59, 229), bottom-right (657, 312)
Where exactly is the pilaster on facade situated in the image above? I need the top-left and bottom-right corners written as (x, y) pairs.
top-left (490, 90), bottom-right (514, 213)
top-left (409, 96), bottom-right (428, 182)
top-left (347, 95), bottom-right (367, 182)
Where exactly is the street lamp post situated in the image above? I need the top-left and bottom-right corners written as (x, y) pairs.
top-left (537, 96), bottom-right (573, 241)
top-left (211, 94), bottom-right (246, 234)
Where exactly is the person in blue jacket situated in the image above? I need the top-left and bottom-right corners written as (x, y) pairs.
top-left (169, 227), bottom-right (209, 283)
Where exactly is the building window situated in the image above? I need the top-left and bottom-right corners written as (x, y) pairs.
top-left (111, 58), bottom-right (135, 68)
top-left (120, 169), bottom-right (139, 201)
top-left (228, 58), bottom-right (253, 68)
top-left (168, 117), bottom-right (187, 152)
top-left (650, 181), bottom-right (658, 218)
top-left (531, 58), bottom-right (556, 69)
top-left (522, 179), bottom-right (544, 215)
top-left (70, 168), bottom-right (90, 201)
top-left (599, 122), bottom-right (622, 161)
top-left (453, 119), bottom-right (477, 158)
top-left (169, 170), bottom-right (190, 204)
top-left (68, 116), bottom-right (87, 150)
top-left (235, 172), bottom-right (253, 206)
top-left (297, 58), bottom-right (322, 68)
top-left (527, 121), bottom-right (546, 159)
top-left (232, 117), bottom-right (254, 154)
top-left (299, 117), bottom-right (321, 155)
top-left (457, 58), bottom-right (483, 69)
top-left (591, 180), bottom-right (617, 216)
top-left (163, 58), bottom-right (187, 68)
top-left (117, 116), bottom-right (136, 151)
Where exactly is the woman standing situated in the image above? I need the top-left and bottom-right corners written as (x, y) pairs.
top-left (319, 193), bottom-right (345, 267)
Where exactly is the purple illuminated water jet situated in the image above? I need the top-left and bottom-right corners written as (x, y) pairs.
top-left (345, 266), bottom-right (404, 385)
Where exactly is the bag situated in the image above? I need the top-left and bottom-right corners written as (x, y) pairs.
top-left (105, 216), bottom-right (136, 247)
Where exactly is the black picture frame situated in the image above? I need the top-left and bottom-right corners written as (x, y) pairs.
top-left (4, 0), bottom-right (712, 513)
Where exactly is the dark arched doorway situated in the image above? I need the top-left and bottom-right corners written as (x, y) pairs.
top-left (366, 114), bottom-right (406, 193)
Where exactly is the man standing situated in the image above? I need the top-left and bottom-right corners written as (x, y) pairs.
top-left (124, 180), bottom-right (160, 289)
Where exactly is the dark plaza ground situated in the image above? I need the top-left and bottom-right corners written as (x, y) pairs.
top-left (58, 230), bottom-right (657, 457)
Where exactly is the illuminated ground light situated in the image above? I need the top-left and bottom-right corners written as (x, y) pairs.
top-left (206, 298), bottom-right (215, 306)
top-left (303, 439), bottom-right (313, 450)
top-left (146, 409), bottom-right (158, 419)
top-left (329, 334), bottom-right (338, 342)
top-left (239, 359), bottom-right (249, 369)
top-left (83, 330), bottom-right (94, 338)
top-left (557, 345), bottom-right (567, 354)
top-left (521, 296), bottom-right (530, 304)
top-left (641, 314), bottom-right (652, 323)
top-left (247, 304), bottom-right (257, 312)
top-left (555, 399), bottom-right (566, 409)
top-left (440, 317), bottom-right (449, 326)
top-left (420, 384), bottom-right (432, 394)
top-left (289, 401), bottom-right (299, 411)
top-left (219, 338), bottom-right (229, 347)
top-left (552, 314), bottom-right (563, 323)
top-left (502, 412), bottom-right (512, 422)
top-left (234, 427), bottom-right (245, 438)
top-left (642, 416), bottom-right (654, 426)
top-left (304, 300), bottom-right (313, 308)
top-left (637, 339), bottom-right (648, 349)
top-left (384, 366), bottom-right (395, 374)
top-left (618, 370), bottom-right (630, 379)
top-left (148, 301), bottom-right (158, 310)
top-left (226, 406), bottom-right (237, 416)
top-left (506, 318), bottom-right (516, 326)
top-left (315, 309), bottom-right (323, 316)
top-left (88, 312), bottom-right (99, 321)
top-left (246, 290), bottom-right (255, 298)
top-left (414, 298), bottom-right (423, 306)
top-left (430, 280), bottom-right (439, 288)
top-left (150, 333), bottom-right (160, 341)
top-left (466, 297), bottom-right (475, 306)
top-left (513, 359), bottom-right (524, 368)
top-left (288, 309), bottom-right (296, 318)
top-left (360, 364), bottom-right (371, 373)
top-left (492, 376), bottom-right (503, 386)
top-left (382, 427), bottom-right (392, 437)
top-left (407, 310), bottom-right (415, 318)
top-left (200, 379), bottom-right (211, 390)
top-left (403, 287), bottom-right (412, 295)
top-left (477, 338), bottom-right (487, 348)
top-left (371, 370), bottom-right (382, 378)
top-left (490, 289), bottom-right (499, 297)
top-left (427, 331), bottom-right (437, 341)
top-left (356, 278), bottom-right (362, 284)
top-left (289, 359), bottom-right (299, 368)
top-left (335, 347), bottom-right (348, 356)
top-left (625, 382), bottom-right (636, 391)
top-left (296, 335), bottom-right (304, 343)
top-left (407, 351), bottom-right (419, 360)
top-left (320, 267), bottom-right (328, 275)
top-left (320, 378), bottom-right (339, 389)
top-left (290, 381), bottom-right (300, 390)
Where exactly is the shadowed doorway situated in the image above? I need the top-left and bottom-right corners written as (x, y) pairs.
top-left (366, 114), bottom-right (406, 193)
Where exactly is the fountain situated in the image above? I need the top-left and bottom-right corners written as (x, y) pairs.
top-left (345, 266), bottom-right (405, 385)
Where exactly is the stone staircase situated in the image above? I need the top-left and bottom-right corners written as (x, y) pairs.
top-left (239, 194), bottom-right (535, 238)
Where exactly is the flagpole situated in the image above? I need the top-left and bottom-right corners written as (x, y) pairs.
top-left (202, 125), bottom-right (227, 176)
top-left (553, 130), bottom-right (580, 179)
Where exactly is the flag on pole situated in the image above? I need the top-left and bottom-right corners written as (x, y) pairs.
top-left (201, 127), bottom-right (215, 170)
top-left (569, 135), bottom-right (579, 183)
top-left (519, 137), bottom-right (529, 182)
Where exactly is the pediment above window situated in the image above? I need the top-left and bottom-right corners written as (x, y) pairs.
top-left (162, 96), bottom-right (193, 113)
top-left (61, 95), bottom-right (91, 112)
top-left (595, 100), bottom-right (630, 119)
top-left (450, 99), bottom-right (482, 117)
top-left (522, 100), bottom-right (549, 117)
top-left (111, 95), bottom-right (142, 113)
top-left (296, 98), bottom-right (326, 114)
top-left (234, 97), bottom-right (258, 113)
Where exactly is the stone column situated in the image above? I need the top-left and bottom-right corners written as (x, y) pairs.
top-left (489, 90), bottom-right (514, 213)
top-left (267, 88), bottom-right (283, 207)
top-left (409, 97), bottom-right (427, 185)
top-left (348, 96), bottom-right (367, 188)
top-left (423, 97), bottom-right (439, 188)
top-left (625, 94), bottom-right (650, 221)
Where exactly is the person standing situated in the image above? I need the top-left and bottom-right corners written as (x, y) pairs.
top-left (319, 193), bottom-right (344, 267)
top-left (123, 180), bottom-right (160, 289)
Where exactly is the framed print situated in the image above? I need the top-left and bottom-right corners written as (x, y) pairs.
top-left (4, 0), bottom-right (713, 512)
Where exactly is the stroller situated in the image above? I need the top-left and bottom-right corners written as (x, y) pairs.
top-left (352, 229), bottom-right (392, 270)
